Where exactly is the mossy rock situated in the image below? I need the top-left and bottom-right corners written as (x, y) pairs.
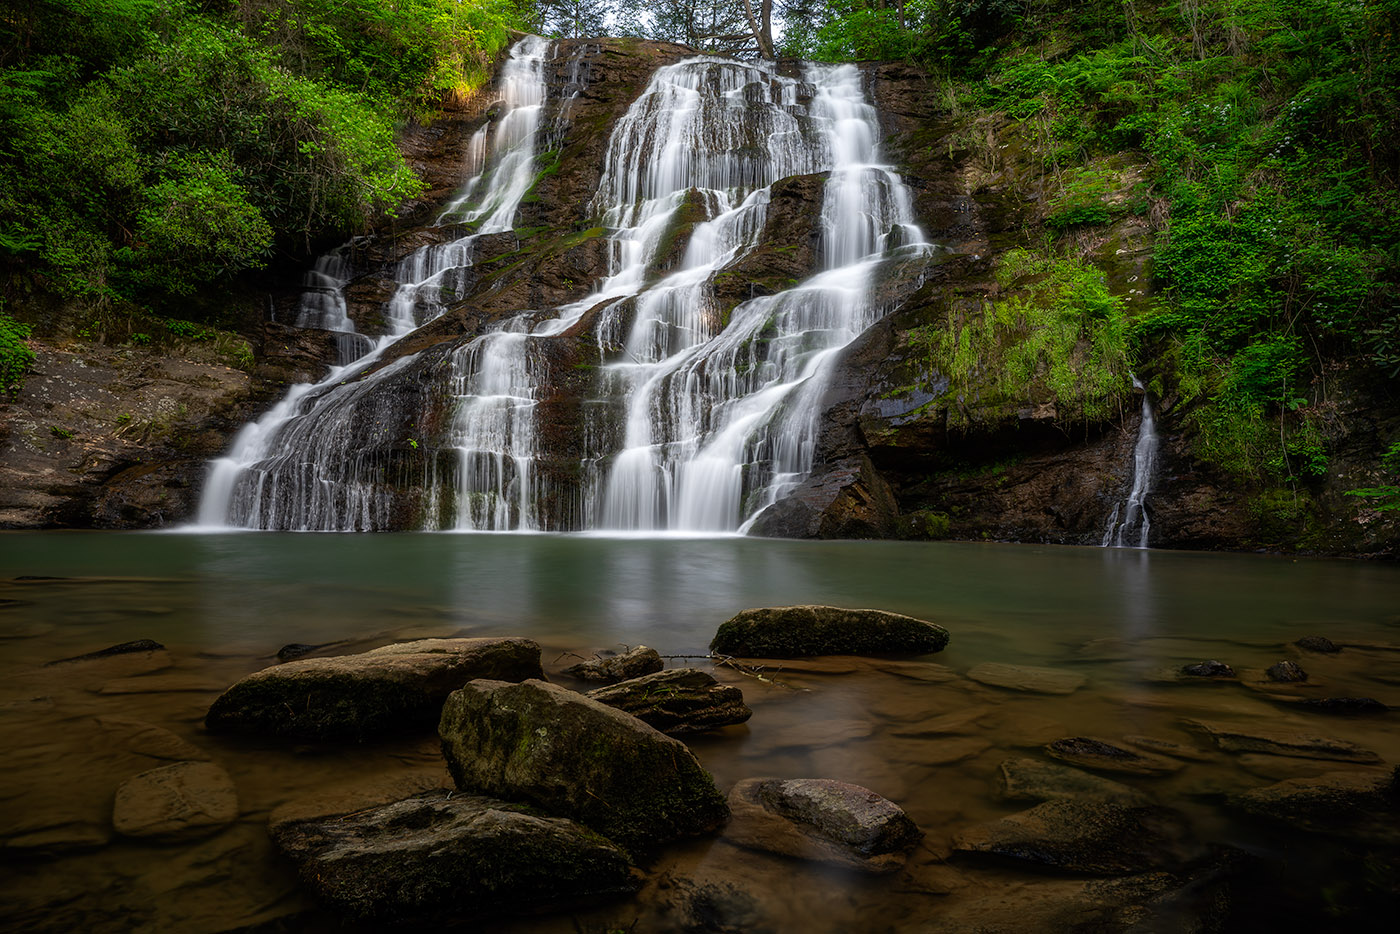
top-left (438, 679), bottom-right (728, 853)
top-left (272, 790), bottom-right (640, 923)
top-left (710, 605), bottom-right (949, 658)
top-left (205, 637), bottom-right (543, 742)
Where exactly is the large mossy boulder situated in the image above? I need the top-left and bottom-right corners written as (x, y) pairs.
top-left (271, 791), bottom-right (640, 923)
top-left (438, 679), bottom-right (728, 852)
top-left (586, 668), bottom-right (752, 735)
top-left (710, 605), bottom-right (948, 658)
top-left (205, 637), bottom-right (543, 741)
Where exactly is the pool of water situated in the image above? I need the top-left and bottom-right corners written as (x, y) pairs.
top-left (2, 533), bottom-right (1398, 931)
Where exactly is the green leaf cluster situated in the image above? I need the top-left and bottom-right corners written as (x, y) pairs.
top-left (0, 303), bottom-right (35, 396)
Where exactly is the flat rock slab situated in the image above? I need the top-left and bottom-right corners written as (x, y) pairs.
top-left (564, 645), bottom-right (663, 683)
top-left (1228, 770), bottom-right (1400, 844)
top-left (272, 791), bottom-right (640, 923)
top-left (586, 668), bottom-right (751, 734)
top-left (724, 777), bottom-right (920, 873)
top-left (967, 663), bottom-right (1086, 695)
top-left (97, 716), bottom-right (209, 762)
top-left (113, 761), bottom-right (238, 841)
top-left (710, 605), bottom-right (948, 658)
top-left (1121, 735), bottom-right (1216, 762)
top-left (1045, 737), bottom-right (1183, 776)
top-left (205, 637), bottom-right (543, 741)
top-left (953, 800), bottom-right (1193, 875)
top-left (1185, 719), bottom-right (1381, 763)
top-left (997, 758), bottom-right (1152, 806)
top-left (438, 679), bottom-right (727, 852)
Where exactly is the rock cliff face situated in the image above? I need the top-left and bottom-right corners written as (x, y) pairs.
top-left (3, 38), bottom-right (1394, 554)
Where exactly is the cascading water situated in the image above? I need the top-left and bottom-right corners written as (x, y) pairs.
top-left (198, 41), bottom-right (932, 533)
top-left (1102, 377), bottom-right (1157, 548)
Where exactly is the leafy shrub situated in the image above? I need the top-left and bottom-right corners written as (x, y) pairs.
top-left (0, 306), bottom-right (35, 396)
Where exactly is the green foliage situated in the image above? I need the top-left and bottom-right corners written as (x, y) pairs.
top-left (0, 305), bottom-right (35, 396)
top-left (1346, 441), bottom-right (1400, 513)
top-left (919, 249), bottom-right (1132, 428)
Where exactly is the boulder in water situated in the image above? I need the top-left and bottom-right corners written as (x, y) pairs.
top-left (205, 637), bottom-right (543, 741)
top-left (272, 790), bottom-right (640, 923)
top-left (46, 639), bottom-right (165, 666)
top-left (438, 679), bottom-right (728, 852)
top-left (563, 644), bottom-right (664, 683)
top-left (1228, 769), bottom-right (1400, 844)
top-left (1045, 737), bottom-right (1183, 776)
top-left (585, 668), bottom-right (751, 734)
top-left (996, 757), bottom-right (1153, 806)
top-left (710, 605), bottom-right (948, 657)
top-left (1294, 635), bottom-right (1341, 653)
top-left (1185, 719), bottom-right (1381, 762)
top-left (1266, 660), bottom-right (1308, 682)
top-left (112, 761), bottom-right (238, 841)
top-left (723, 777), bottom-right (920, 873)
top-left (952, 800), bottom-right (1194, 875)
top-left (1180, 660), bottom-right (1235, 678)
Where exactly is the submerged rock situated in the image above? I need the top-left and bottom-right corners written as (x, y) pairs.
top-left (1181, 660), bottom-right (1235, 678)
top-left (586, 668), bottom-right (751, 734)
top-left (1185, 719), bottom-right (1381, 762)
top-left (1228, 770), bottom-right (1400, 844)
top-left (112, 761), bottom-right (238, 841)
top-left (966, 663), bottom-right (1086, 695)
top-left (1294, 635), bottom-right (1341, 653)
top-left (272, 791), bottom-right (640, 923)
top-left (276, 642), bottom-right (343, 662)
top-left (996, 757), bottom-right (1152, 806)
top-left (438, 679), bottom-right (728, 851)
top-left (1295, 697), bottom-right (1389, 714)
top-left (1266, 660), bottom-right (1309, 682)
top-left (564, 644), bottom-right (664, 683)
top-left (46, 639), bottom-right (165, 665)
top-left (711, 605), bottom-right (948, 657)
top-left (205, 637), bottom-right (543, 741)
top-left (1045, 737), bottom-right (1183, 776)
top-left (723, 777), bottom-right (920, 873)
top-left (952, 800), bottom-right (1194, 875)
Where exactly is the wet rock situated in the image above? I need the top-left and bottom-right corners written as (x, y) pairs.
top-left (1295, 697), bottom-right (1389, 714)
top-left (1228, 770), bottom-right (1400, 844)
top-left (205, 637), bottom-right (543, 741)
top-left (952, 800), bottom-right (1194, 875)
top-left (996, 757), bottom-right (1152, 806)
top-left (271, 790), bottom-right (640, 923)
top-left (1181, 660), bottom-right (1235, 678)
top-left (1121, 734), bottom-right (1216, 761)
top-left (710, 605), bottom-right (948, 657)
top-left (564, 644), bottom-right (664, 683)
top-left (1185, 719), bottom-right (1381, 762)
top-left (438, 678), bottom-right (728, 851)
top-left (276, 642), bottom-right (342, 662)
top-left (96, 716), bottom-right (209, 762)
top-left (1045, 737), bottom-right (1183, 775)
top-left (1295, 635), bottom-right (1341, 653)
top-left (966, 663), bottom-right (1086, 695)
top-left (723, 777), bottom-right (920, 873)
top-left (586, 668), bottom-right (752, 734)
top-left (45, 639), bottom-right (165, 666)
top-left (112, 761), bottom-right (238, 841)
top-left (1266, 660), bottom-right (1309, 682)
top-left (653, 874), bottom-right (769, 934)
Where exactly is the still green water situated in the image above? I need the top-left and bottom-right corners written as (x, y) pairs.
top-left (2, 533), bottom-right (1398, 932)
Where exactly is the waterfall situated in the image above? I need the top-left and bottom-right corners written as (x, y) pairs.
top-left (195, 36), bottom-right (554, 530)
top-left (1102, 377), bottom-right (1157, 549)
top-left (198, 43), bottom-right (931, 533)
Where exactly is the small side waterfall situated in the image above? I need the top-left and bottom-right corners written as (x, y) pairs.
top-left (1102, 378), bottom-right (1157, 549)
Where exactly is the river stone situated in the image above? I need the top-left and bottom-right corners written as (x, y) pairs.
top-left (996, 757), bottom-right (1152, 806)
top-left (1121, 734), bottom-right (1216, 761)
top-left (1181, 660), bottom-right (1235, 678)
top-left (952, 800), bottom-right (1193, 875)
top-left (723, 777), bottom-right (920, 873)
top-left (1185, 719), bottom-right (1382, 762)
top-left (205, 637), bottom-right (543, 741)
top-left (1266, 660), bottom-right (1308, 682)
top-left (46, 639), bottom-right (165, 666)
top-left (1295, 696), bottom-right (1389, 714)
top-left (272, 790), bottom-right (640, 922)
top-left (1045, 737), bottom-right (1183, 775)
top-left (97, 716), bottom-right (209, 762)
top-left (966, 663), bottom-right (1086, 695)
top-left (1227, 770), bottom-right (1400, 843)
top-left (438, 679), bottom-right (728, 851)
top-left (112, 761), bottom-right (238, 840)
top-left (710, 605), bottom-right (949, 658)
top-left (564, 645), bottom-right (664, 683)
top-left (585, 668), bottom-right (752, 734)
top-left (1295, 635), bottom-right (1341, 653)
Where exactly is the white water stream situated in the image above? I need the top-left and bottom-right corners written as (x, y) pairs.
top-left (1102, 377), bottom-right (1157, 548)
top-left (198, 41), bottom-right (931, 532)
